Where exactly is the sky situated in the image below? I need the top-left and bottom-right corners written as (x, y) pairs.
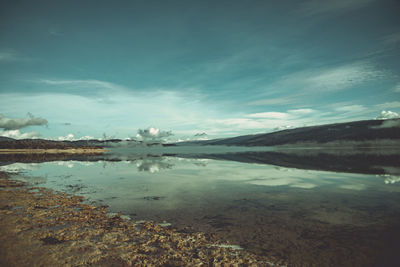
top-left (0, 0), bottom-right (399, 140)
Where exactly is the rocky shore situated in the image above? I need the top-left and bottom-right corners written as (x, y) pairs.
top-left (0, 172), bottom-right (284, 267)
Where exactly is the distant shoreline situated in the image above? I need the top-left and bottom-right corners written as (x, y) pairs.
top-left (0, 148), bottom-right (106, 154)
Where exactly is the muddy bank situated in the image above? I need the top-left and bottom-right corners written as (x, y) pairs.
top-left (0, 173), bottom-right (283, 267)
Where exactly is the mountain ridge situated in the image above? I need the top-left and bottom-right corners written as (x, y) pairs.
top-left (177, 118), bottom-right (400, 146)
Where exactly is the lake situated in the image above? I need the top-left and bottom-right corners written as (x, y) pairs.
top-left (2, 146), bottom-right (400, 266)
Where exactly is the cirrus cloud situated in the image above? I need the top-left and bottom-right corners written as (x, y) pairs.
top-left (247, 112), bottom-right (288, 119)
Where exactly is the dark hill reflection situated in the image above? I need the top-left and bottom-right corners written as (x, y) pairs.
top-left (1, 146), bottom-right (399, 176)
top-left (177, 150), bottom-right (400, 176)
top-left (1, 147), bottom-right (400, 266)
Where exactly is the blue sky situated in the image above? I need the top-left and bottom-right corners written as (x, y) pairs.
top-left (0, 0), bottom-right (399, 140)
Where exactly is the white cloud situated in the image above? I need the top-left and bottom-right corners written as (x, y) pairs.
top-left (57, 133), bottom-right (75, 141)
top-left (0, 130), bottom-right (40, 139)
top-left (211, 109), bottom-right (319, 133)
top-left (247, 112), bottom-right (288, 119)
top-left (376, 110), bottom-right (400, 120)
top-left (248, 177), bottom-right (299, 186)
top-left (290, 183), bottom-right (317, 189)
top-left (80, 135), bottom-right (95, 140)
top-left (0, 113), bottom-right (48, 130)
top-left (0, 113), bottom-right (47, 139)
top-left (210, 102), bottom-right (384, 134)
top-left (0, 88), bottom-right (221, 138)
top-left (246, 109), bottom-right (315, 127)
top-left (55, 134), bottom-right (95, 141)
top-left (212, 118), bottom-right (266, 130)
top-left (288, 108), bottom-right (315, 115)
top-left (2, 75), bottom-right (394, 139)
top-left (335, 105), bottom-right (366, 113)
top-left (273, 125), bottom-right (294, 131)
top-left (136, 127), bottom-right (173, 142)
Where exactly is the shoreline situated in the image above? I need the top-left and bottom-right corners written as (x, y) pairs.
top-left (0, 148), bottom-right (106, 154)
top-left (0, 172), bottom-right (284, 266)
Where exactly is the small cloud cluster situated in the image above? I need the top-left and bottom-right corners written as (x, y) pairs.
top-left (0, 113), bottom-right (47, 139)
top-left (371, 111), bottom-right (400, 128)
top-left (272, 125), bottom-right (294, 132)
top-left (57, 134), bottom-right (75, 141)
top-left (56, 134), bottom-right (94, 141)
top-left (136, 127), bottom-right (173, 143)
top-left (0, 113), bottom-right (47, 130)
top-left (376, 110), bottom-right (400, 120)
top-left (0, 129), bottom-right (40, 139)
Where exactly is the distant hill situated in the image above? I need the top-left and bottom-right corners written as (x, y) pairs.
top-left (176, 150), bottom-right (400, 175)
top-left (0, 138), bottom-right (122, 149)
top-left (0, 137), bottom-right (15, 142)
top-left (178, 119), bottom-right (400, 147)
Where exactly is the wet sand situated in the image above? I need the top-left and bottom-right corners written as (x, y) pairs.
top-left (0, 172), bottom-right (284, 267)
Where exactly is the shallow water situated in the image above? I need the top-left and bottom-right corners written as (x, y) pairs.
top-left (2, 149), bottom-right (400, 266)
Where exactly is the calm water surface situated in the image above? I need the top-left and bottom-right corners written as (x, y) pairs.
top-left (2, 151), bottom-right (400, 266)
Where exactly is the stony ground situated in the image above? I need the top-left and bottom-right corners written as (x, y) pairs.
top-left (0, 173), bottom-right (285, 267)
